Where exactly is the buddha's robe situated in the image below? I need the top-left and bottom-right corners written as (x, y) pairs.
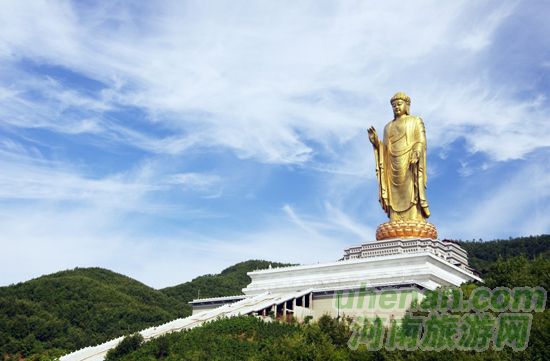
top-left (373, 115), bottom-right (430, 222)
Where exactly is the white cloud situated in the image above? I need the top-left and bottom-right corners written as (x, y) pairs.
top-left (0, 142), bottom-right (225, 213)
top-left (324, 202), bottom-right (373, 241)
top-left (1, 0), bottom-right (545, 165)
top-left (420, 84), bottom-right (549, 161)
top-left (167, 173), bottom-right (220, 188)
top-left (283, 202), bottom-right (373, 246)
top-left (458, 2), bottom-right (517, 51)
top-left (166, 172), bottom-right (223, 198)
top-left (0, 75), bottom-right (109, 134)
top-left (0, 153), bottom-right (152, 208)
top-left (283, 204), bottom-right (322, 236)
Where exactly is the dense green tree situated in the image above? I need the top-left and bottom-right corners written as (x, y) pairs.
top-left (113, 307), bottom-right (548, 361)
top-left (458, 234), bottom-right (550, 275)
top-left (105, 333), bottom-right (144, 361)
top-left (0, 260), bottom-right (285, 359)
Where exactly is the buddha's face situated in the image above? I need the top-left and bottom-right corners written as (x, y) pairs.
top-left (391, 99), bottom-right (408, 118)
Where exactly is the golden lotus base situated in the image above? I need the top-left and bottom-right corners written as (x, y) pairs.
top-left (376, 220), bottom-right (438, 241)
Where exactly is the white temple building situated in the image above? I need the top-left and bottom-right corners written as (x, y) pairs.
top-left (190, 237), bottom-right (480, 321)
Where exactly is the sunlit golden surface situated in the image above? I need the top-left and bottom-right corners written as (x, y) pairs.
top-left (376, 220), bottom-right (438, 240)
top-left (369, 92), bottom-right (437, 240)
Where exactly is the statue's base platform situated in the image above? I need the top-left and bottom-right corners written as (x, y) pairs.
top-left (376, 220), bottom-right (437, 240)
top-left (243, 249), bottom-right (480, 296)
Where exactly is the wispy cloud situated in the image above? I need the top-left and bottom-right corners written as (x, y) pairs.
top-left (283, 203), bottom-right (373, 245)
top-left (0, 147), bottom-right (150, 208)
top-left (2, 1), bottom-right (546, 164)
top-left (0, 141), bottom-right (224, 213)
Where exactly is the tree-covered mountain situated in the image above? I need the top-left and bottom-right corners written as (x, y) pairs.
top-left (458, 234), bottom-right (550, 275)
top-left (0, 260), bottom-right (288, 360)
top-left (0, 267), bottom-right (182, 359)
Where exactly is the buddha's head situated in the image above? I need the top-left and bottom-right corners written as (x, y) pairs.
top-left (390, 92), bottom-right (410, 118)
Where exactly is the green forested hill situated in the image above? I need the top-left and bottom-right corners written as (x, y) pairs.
top-left (0, 260), bottom-right (287, 359)
top-left (458, 234), bottom-right (550, 275)
top-left (0, 268), bottom-right (183, 358)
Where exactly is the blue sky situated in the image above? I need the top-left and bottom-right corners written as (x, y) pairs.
top-left (0, 0), bottom-right (548, 288)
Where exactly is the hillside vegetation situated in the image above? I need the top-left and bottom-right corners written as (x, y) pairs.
top-left (458, 234), bottom-right (550, 275)
top-left (0, 260), bottom-right (288, 360)
top-left (0, 267), bottom-right (182, 358)
top-left (111, 311), bottom-right (549, 361)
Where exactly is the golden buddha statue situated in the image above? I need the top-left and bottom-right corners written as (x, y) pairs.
top-left (368, 92), bottom-right (437, 240)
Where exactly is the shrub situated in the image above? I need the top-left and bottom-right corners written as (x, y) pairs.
top-left (105, 333), bottom-right (144, 361)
